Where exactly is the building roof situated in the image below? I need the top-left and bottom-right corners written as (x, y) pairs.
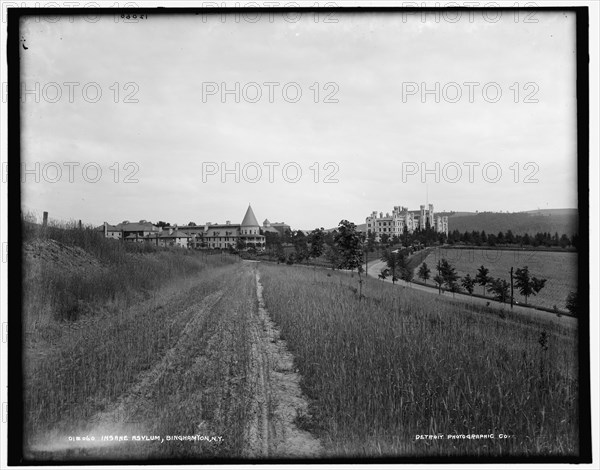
top-left (241, 204), bottom-right (259, 227)
top-left (206, 224), bottom-right (241, 230)
top-left (97, 223), bottom-right (121, 231)
top-left (262, 226), bottom-right (279, 234)
top-left (159, 230), bottom-right (191, 239)
top-left (116, 222), bottom-right (159, 232)
top-left (179, 226), bottom-right (205, 234)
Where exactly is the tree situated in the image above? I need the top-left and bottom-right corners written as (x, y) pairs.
top-left (505, 229), bottom-right (515, 244)
top-left (188, 221), bottom-right (197, 226)
top-left (292, 231), bottom-right (309, 262)
top-left (308, 228), bottom-right (326, 259)
top-left (380, 233), bottom-right (390, 246)
top-left (334, 220), bottom-right (366, 300)
top-left (566, 291), bottom-right (578, 316)
top-left (236, 238), bottom-right (247, 250)
top-left (418, 262), bottom-right (431, 284)
top-left (324, 244), bottom-right (341, 268)
top-left (381, 250), bottom-right (403, 285)
top-left (400, 262), bottom-right (413, 284)
top-left (449, 280), bottom-right (461, 298)
top-left (433, 274), bottom-right (444, 294)
top-left (264, 231), bottom-right (281, 254)
top-left (489, 278), bottom-right (510, 303)
top-left (282, 228), bottom-right (293, 244)
top-left (334, 220), bottom-right (364, 273)
top-left (366, 230), bottom-right (377, 253)
top-left (475, 265), bottom-right (491, 296)
top-left (402, 225), bottom-right (410, 248)
top-left (156, 221), bottom-right (171, 228)
top-left (461, 273), bottom-right (476, 295)
top-left (514, 266), bottom-right (547, 305)
top-left (439, 258), bottom-right (459, 292)
top-left (378, 268), bottom-right (389, 281)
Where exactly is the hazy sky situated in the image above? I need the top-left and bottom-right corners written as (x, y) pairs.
top-left (20, 10), bottom-right (578, 229)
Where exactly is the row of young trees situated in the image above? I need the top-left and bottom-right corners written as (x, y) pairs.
top-left (414, 260), bottom-right (577, 315)
top-left (415, 261), bottom-right (548, 304)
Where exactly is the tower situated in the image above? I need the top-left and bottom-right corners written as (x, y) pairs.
top-left (240, 204), bottom-right (265, 248)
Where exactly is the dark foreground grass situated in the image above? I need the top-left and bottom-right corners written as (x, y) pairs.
top-left (22, 217), bottom-right (228, 322)
top-left (22, 216), bottom-right (256, 460)
top-left (258, 263), bottom-right (579, 458)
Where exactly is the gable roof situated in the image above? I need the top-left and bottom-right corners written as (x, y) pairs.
top-left (241, 204), bottom-right (259, 227)
top-left (116, 222), bottom-right (159, 232)
top-left (159, 230), bottom-right (191, 239)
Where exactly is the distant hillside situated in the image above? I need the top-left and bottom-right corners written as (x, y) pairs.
top-left (448, 209), bottom-right (578, 236)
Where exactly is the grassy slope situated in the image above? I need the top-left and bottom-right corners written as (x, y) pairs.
top-left (22, 220), bottom-right (261, 460)
top-left (24, 260), bottom-right (261, 460)
top-left (258, 263), bottom-right (579, 458)
top-left (418, 247), bottom-right (578, 310)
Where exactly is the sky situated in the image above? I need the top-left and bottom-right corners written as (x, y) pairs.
top-left (19, 10), bottom-right (578, 230)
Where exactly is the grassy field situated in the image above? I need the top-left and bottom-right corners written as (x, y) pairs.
top-left (417, 247), bottom-right (578, 310)
top-left (258, 263), bottom-right (579, 458)
top-left (21, 218), bottom-right (582, 461)
top-left (22, 220), bottom-right (259, 460)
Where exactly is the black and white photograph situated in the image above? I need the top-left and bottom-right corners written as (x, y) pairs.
top-left (2, 1), bottom-right (598, 467)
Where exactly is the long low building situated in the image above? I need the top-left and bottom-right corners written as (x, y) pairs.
top-left (100, 204), bottom-right (280, 250)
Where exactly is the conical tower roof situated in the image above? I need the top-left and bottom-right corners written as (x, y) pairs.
top-left (241, 204), bottom-right (259, 227)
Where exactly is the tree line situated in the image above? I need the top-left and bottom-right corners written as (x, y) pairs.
top-left (445, 229), bottom-right (578, 249)
top-left (261, 219), bottom-right (579, 316)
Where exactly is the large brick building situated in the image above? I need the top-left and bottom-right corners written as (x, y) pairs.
top-left (366, 204), bottom-right (448, 241)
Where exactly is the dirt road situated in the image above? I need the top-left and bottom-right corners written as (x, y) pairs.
top-left (245, 268), bottom-right (322, 458)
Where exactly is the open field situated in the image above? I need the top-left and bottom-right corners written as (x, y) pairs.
top-left (258, 263), bottom-right (579, 458)
top-left (416, 247), bottom-right (578, 310)
top-left (22, 224), bottom-right (322, 461)
top-left (24, 259), bottom-right (321, 461)
top-left (20, 223), bottom-right (581, 461)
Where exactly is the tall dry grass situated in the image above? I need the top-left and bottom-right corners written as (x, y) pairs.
top-left (22, 214), bottom-right (243, 452)
top-left (258, 263), bottom-right (579, 458)
top-left (22, 215), bottom-right (223, 322)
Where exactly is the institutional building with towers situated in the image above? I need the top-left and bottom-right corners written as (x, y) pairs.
top-left (101, 204), bottom-right (285, 249)
top-left (366, 204), bottom-right (449, 241)
top-left (202, 204), bottom-right (266, 249)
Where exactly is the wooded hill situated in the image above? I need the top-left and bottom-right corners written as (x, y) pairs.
top-left (445, 209), bottom-right (578, 236)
